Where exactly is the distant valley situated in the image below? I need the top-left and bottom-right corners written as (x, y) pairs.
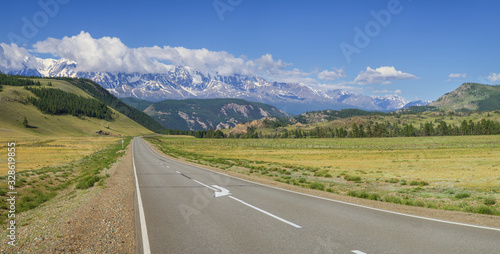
top-left (121, 97), bottom-right (288, 131)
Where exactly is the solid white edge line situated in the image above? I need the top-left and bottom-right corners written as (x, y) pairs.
top-left (133, 138), bottom-right (152, 254)
top-left (229, 196), bottom-right (302, 229)
top-left (140, 137), bottom-right (500, 232)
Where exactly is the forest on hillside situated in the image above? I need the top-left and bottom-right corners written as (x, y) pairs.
top-left (0, 73), bottom-right (41, 91)
top-left (26, 87), bottom-right (113, 120)
top-left (238, 118), bottom-right (500, 139)
top-left (58, 78), bottom-right (166, 133)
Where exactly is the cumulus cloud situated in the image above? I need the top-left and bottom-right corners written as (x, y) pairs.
top-left (33, 31), bottom-right (168, 73)
top-left (448, 73), bottom-right (467, 79)
top-left (318, 68), bottom-right (346, 80)
top-left (32, 31), bottom-right (301, 78)
top-left (0, 43), bottom-right (40, 72)
top-left (353, 66), bottom-right (418, 85)
top-left (28, 31), bottom-right (354, 86)
top-left (487, 73), bottom-right (500, 82)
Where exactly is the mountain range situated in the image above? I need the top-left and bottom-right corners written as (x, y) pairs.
top-left (6, 58), bottom-right (429, 114)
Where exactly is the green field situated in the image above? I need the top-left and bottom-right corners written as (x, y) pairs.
top-left (147, 135), bottom-right (500, 215)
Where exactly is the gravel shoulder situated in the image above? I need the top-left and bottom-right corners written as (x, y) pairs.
top-left (1, 139), bottom-right (135, 253)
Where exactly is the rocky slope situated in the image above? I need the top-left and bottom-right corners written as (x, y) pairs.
top-left (123, 98), bottom-right (288, 131)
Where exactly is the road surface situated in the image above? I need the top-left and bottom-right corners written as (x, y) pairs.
top-left (132, 137), bottom-right (500, 254)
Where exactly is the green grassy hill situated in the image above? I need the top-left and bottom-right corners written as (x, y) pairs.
top-left (0, 77), bottom-right (154, 137)
top-left (56, 78), bottom-right (166, 133)
top-left (429, 83), bottom-right (500, 111)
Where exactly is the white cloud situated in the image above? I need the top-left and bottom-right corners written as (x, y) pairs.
top-left (0, 43), bottom-right (40, 72)
top-left (487, 73), bottom-right (500, 82)
top-left (353, 66), bottom-right (418, 85)
top-left (448, 73), bottom-right (467, 78)
top-left (318, 68), bottom-right (345, 80)
top-left (32, 31), bottom-right (302, 79)
top-left (34, 31), bottom-right (169, 74)
top-left (1, 32), bottom-right (420, 95)
top-left (373, 89), bottom-right (402, 94)
top-left (29, 31), bottom-right (356, 86)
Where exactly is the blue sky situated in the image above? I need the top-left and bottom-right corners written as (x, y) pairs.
top-left (1, 0), bottom-right (499, 102)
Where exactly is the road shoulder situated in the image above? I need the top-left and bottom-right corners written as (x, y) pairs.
top-left (1, 140), bottom-right (135, 253)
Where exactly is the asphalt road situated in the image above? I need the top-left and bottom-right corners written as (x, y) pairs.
top-left (132, 137), bottom-right (500, 254)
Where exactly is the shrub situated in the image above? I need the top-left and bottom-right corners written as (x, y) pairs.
top-left (388, 178), bottom-right (399, 184)
top-left (409, 180), bottom-right (429, 186)
top-left (309, 182), bottom-right (325, 191)
top-left (358, 191), bottom-right (369, 199)
top-left (368, 193), bottom-right (381, 201)
top-left (483, 197), bottom-right (496, 206)
top-left (347, 190), bottom-right (358, 197)
top-left (383, 195), bottom-right (402, 204)
top-left (345, 175), bottom-right (362, 182)
top-left (454, 193), bottom-right (471, 199)
top-left (76, 175), bottom-right (101, 189)
top-left (474, 205), bottom-right (498, 215)
top-left (415, 200), bottom-right (426, 207)
top-left (409, 180), bottom-right (418, 186)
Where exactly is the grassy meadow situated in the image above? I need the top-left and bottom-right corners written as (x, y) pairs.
top-left (0, 137), bottom-right (122, 175)
top-left (0, 136), bottom-right (132, 224)
top-left (147, 135), bottom-right (500, 215)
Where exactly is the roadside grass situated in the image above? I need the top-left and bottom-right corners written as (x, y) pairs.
top-left (0, 137), bottom-right (121, 175)
top-left (0, 137), bottom-right (131, 225)
top-left (146, 135), bottom-right (500, 216)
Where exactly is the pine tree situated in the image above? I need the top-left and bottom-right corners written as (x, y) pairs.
top-left (22, 117), bottom-right (29, 128)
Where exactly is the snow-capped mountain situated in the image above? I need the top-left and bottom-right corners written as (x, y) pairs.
top-left (402, 100), bottom-right (433, 108)
top-left (6, 58), bottom-right (427, 114)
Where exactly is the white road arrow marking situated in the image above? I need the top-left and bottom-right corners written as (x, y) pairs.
top-left (212, 185), bottom-right (231, 198)
top-left (176, 171), bottom-right (301, 229)
top-left (351, 251), bottom-right (367, 254)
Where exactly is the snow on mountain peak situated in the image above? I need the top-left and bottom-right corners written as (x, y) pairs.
top-left (5, 57), bottom-right (418, 114)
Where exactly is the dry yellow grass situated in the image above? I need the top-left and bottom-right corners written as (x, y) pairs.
top-left (0, 136), bottom-right (121, 175)
top-left (159, 136), bottom-right (500, 190)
